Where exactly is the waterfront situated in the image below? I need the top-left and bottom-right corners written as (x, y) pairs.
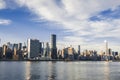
top-left (0, 61), bottom-right (120, 80)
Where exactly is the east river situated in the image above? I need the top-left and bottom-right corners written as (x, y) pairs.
top-left (0, 61), bottom-right (120, 80)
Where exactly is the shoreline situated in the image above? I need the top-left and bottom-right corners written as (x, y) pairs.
top-left (0, 59), bottom-right (120, 62)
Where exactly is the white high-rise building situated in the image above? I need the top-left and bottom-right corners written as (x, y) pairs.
top-left (27, 39), bottom-right (40, 59)
top-left (104, 40), bottom-right (108, 55)
top-left (104, 40), bottom-right (110, 61)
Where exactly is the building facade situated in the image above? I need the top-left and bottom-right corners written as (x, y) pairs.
top-left (51, 34), bottom-right (57, 59)
top-left (28, 39), bottom-right (40, 59)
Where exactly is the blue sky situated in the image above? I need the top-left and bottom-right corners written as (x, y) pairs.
top-left (0, 0), bottom-right (120, 51)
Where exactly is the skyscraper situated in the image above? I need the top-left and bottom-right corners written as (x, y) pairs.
top-left (13, 47), bottom-right (18, 60)
top-left (18, 43), bottom-right (22, 50)
top-left (0, 47), bottom-right (2, 59)
top-left (39, 42), bottom-right (42, 55)
top-left (78, 45), bottom-right (80, 55)
top-left (108, 48), bottom-right (112, 56)
top-left (13, 44), bottom-right (18, 50)
top-left (3, 44), bottom-right (7, 56)
top-left (51, 34), bottom-right (57, 59)
top-left (104, 40), bottom-right (110, 60)
top-left (45, 42), bottom-right (50, 57)
top-left (40, 42), bottom-right (45, 56)
top-left (104, 40), bottom-right (108, 55)
top-left (27, 39), bottom-right (40, 59)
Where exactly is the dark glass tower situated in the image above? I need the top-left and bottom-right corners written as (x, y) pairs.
top-left (78, 45), bottom-right (80, 55)
top-left (51, 34), bottom-right (57, 59)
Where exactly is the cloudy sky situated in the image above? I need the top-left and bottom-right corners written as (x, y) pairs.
top-left (0, 0), bottom-right (120, 51)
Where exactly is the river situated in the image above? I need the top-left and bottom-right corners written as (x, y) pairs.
top-left (0, 61), bottom-right (120, 80)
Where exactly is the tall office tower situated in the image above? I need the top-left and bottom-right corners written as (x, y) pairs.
top-left (18, 43), bottom-right (22, 50)
top-left (51, 34), bottom-right (57, 59)
top-left (108, 48), bottom-right (112, 56)
top-left (13, 44), bottom-right (18, 50)
top-left (78, 45), bottom-right (80, 55)
top-left (45, 42), bottom-right (50, 57)
top-left (41, 42), bottom-right (45, 56)
top-left (0, 47), bottom-right (2, 59)
top-left (104, 40), bottom-right (108, 55)
top-left (27, 39), bottom-right (40, 59)
top-left (3, 44), bottom-right (7, 56)
top-left (13, 47), bottom-right (18, 60)
top-left (39, 42), bottom-right (42, 55)
top-left (62, 48), bottom-right (68, 59)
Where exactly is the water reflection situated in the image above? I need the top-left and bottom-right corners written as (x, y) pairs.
top-left (0, 61), bottom-right (120, 80)
top-left (48, 62), bottom-right (56, 80)
top-left (25, 61), bottom-right (31, 80)
top-left (24, 61), bottom-right (58, 80)
top-left (25, 62), bottom-right (41, 80)
top-left (23, 61), bottom-right (120, 80)
top-left (104, 62), bottom-right (110, 80)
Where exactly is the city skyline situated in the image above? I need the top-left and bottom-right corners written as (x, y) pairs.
top-left (0, 34), bottom-right (119, 61)
top-left (0, 0), bottom-right (120, 51)
top-left (0, 34), bottom-right (119, 54)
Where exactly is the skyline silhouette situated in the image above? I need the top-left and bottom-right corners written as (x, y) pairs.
top-left (0, 34), bottom-right (120, 61)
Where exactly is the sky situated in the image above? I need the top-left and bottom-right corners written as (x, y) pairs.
top-left (0, 0), bottom-right (120, 51)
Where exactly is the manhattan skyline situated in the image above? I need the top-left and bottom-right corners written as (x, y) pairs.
top-left (0, 0), bottom-right (120, 51)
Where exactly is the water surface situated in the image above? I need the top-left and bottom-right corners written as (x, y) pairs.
top-left (0, 61), bottom-right (120, 80)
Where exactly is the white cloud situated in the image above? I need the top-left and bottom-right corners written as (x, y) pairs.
top-left (15, 0), bottom-right (120, 51)
top-left (0, 1), bottom-right (11, 25)
top-left (0, 0), bottom-right (6, 9)
top-left (0, 19), bottom-right (11, 25)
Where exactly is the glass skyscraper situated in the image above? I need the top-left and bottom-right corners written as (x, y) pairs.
top-left (51, 34), bottom-right (57, 59)
top-left (27, 39), bottom-right (40, 59)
